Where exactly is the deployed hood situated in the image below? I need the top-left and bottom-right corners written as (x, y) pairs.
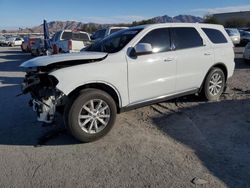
top-left (20, 51), bottom-right (108, 68)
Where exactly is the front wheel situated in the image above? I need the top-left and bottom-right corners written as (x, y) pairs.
top-left (64, 89), bottom-right (117, 142)
top-left (202, 67), bottom-right (225, 101)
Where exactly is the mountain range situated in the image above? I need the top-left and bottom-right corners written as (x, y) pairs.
top-left (17, 14), bottom-right (203, 33)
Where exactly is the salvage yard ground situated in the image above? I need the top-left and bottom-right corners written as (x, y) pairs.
top-left (0, 47), bottom-right (250, 188)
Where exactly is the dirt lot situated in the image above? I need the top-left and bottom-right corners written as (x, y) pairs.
top-left (0, 47), bottom-right (250, 188)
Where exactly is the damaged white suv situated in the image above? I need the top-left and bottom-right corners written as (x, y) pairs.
top-left (20, 23), bottom-right (235, 142)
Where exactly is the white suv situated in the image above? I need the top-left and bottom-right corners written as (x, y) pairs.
top-left (20, 23), bottom-right (235, 142)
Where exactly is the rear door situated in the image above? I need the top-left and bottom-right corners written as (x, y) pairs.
top-left (171, 26), bottom-right (214, 92)
top-left (127, 28), bottom-right (177, 104)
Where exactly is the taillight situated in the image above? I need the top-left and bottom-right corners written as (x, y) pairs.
top-left (68, 40), bottom-right (72, 51)
top-left (53, 44), bottom-right (58, 54)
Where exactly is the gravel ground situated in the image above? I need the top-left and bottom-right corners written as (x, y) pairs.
top-left (0, 47), bottom-right (250, 188)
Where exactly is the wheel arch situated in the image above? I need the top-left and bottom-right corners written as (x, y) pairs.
top-left (199, 63), bottom-right (228, 92)
top-left (67, 82), bottom-right (122, 112)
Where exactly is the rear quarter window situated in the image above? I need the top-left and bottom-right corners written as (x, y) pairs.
top-left (202, 28), bottom-right (228, 44)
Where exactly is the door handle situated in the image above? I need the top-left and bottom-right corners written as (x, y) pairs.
top-left (164, 57), bottom-right (175, 62)
top-left (204, 52), bottom-right (212, 56)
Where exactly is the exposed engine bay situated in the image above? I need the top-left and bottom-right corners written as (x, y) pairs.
top-left (20, 52), bottom-right (108, 124)
top-left (21, 68), bottom-right (65, 123)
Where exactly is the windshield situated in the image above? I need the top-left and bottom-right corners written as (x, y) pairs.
top-left (85, 28), bottom-right (142, 53)
top-left (226, 29), bottom-right (239, 36)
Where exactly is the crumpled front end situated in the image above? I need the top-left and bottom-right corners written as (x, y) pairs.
top-left (21, 68), bottom-right (66, 123)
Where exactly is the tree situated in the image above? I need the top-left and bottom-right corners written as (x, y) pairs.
top-left (1, 29), bottom-right (7, 33)
top-left (203, 15), bottom-right (219, 24)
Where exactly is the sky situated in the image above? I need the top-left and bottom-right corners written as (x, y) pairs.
top-left (0, 0), bottom-right (250, 29)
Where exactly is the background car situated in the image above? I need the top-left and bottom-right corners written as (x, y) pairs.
top-left (239, 30), bottom-right (250, 46)
top-left (7, 37), bottom-right (23, 46)
top-left (0, 35), bottom-right (8, 46)
top-left (21, 37), bottom-right (29, 52)
top-left (243, 42), bottom-right (250, 63)
top-left (21, 36), bottom-right (40, 52)
top-left (91, 27), bottom-right (128, 41)
top-left (31, 38), bottom-right (45, 56)
top-left (225, 28), bottom-right (240, 45)
top-left (51, 30), bottom-right (91, 54)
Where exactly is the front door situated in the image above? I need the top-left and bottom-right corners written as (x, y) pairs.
top-left (126, 28), bottom-right (177, 104)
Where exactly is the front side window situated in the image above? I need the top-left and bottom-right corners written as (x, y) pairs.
top-left (139, 28), bottom-right (171, 53)
top-left (202, 28), bottom-right (228, 44)
top-left (85, 28), bottom-right (142, 53)
top-left (171, 27), bottom-right (203, 50)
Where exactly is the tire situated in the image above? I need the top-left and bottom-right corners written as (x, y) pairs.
top-left (202, 67), bottom-right (225, 101)
top-left (64, 89), bottom-right (117, 142)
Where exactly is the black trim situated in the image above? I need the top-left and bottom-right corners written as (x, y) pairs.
top-left (119, 89), bottom-right (199, 113)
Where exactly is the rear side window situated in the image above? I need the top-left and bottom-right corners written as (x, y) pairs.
top-left (139, 28), bottom-right (171, 53)
top-left (202, 28), bottom-right (228, 44)
top-left (62, 31), bottom-right (72, 40)
top-left (171, 27), bottom-right (203, 50)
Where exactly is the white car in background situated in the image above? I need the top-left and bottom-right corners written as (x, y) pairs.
top-left (225, 28), bottom-right (240, 45)
top-left (20, 23), bottom-right (235, 142)
top-left (91, 27), bottom-right (128, 41)
top-left (52, 30), bottom-right (91, 53)
top-left (243, 42), bottom-right (250, 63)
top-left (7, 37), bottom-right (24, 46)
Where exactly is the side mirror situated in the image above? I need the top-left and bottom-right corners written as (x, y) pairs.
top-left (134, 43), bottom-right (153, 55)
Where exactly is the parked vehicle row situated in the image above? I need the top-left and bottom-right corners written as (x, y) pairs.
top-left (225, 28), bottom-right (240, 45)
top-left (225, 28), bottom-right (250, 47)
top-left (0, 35), bottom-right (24, 46)
top-left (20, 23), bottom-right (235, 142)
top-left (0, 35), bottom-right (8, 46)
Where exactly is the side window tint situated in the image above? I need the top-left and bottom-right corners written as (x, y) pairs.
top-left (171, 27), bottom-right (203, 50)
top-left (139, 28), bottom-right (171, 53)
top-left (202, 28), bottom-right (228, 44)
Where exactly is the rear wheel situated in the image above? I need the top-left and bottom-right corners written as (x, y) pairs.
top-left (202, 67), bottom-right (225, 101)
top-left (64, 89), bottom-right (117, 142)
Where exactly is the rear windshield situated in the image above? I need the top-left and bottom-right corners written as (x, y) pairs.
top-left (202, 28), bottom-right (228, 44)
top-left (61, 31), bottom-right (72, 40)
top-left (72, 33), bottom-right (90, 41)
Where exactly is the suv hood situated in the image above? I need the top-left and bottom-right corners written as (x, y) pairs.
top-left (20, 51), bottom-right (108, 68)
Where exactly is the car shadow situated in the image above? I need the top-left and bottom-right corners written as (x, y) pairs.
top-left (151, 98), bottom-right (250, 188)
top-left (235, 57), bottom-right (250, 70)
